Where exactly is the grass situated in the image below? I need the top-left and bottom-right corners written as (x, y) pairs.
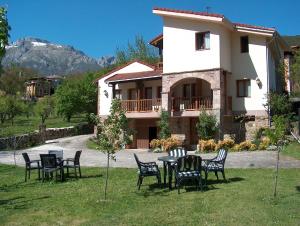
top-left (282, 142), bottom-right (300, 160)
top-left (0, 164), bottom-right (299, 225)
top-left (0, 115), bottom-right (87, 138)
top-left (86, 138), bottom-right (98, 150)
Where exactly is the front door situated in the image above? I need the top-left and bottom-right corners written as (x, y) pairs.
top-left (149, 127), bottom-right (158, 148)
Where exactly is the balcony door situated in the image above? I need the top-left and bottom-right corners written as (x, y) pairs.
top-left (144, 87), bottom-right (152, 99)
top-left (128, 89), bottom-right (137, 100)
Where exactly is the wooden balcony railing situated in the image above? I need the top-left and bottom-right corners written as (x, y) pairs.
top-left (121, 99), bottom-right (161, 112)
top-left (171, 97), bottom-right (213, 111)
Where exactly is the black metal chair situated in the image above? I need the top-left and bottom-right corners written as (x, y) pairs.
top-left (175, 155), bottom-right (203, 194)
top-left (22, 152), bottom-right (41, 182)
top-left (40, 154), bottom-right (64, 182)
top-left (202, 149), bottom-right (228, 184)
top-left (134, 153), bottom-right (161, 190)
top-left (64, 150), bottom-right (82, 178)
top-left (169, 147), bottom-right (187, 158)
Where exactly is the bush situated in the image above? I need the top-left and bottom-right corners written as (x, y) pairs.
top-left (233, 140), bottom-right (257, 151)
top-left (196, 110), bottom-right (218, 140)
top-left (265, 115), bottom-right (288, 145)
top-left (215, 138), bottom-right (235, 151)
top-left (258, 137), bottom-right (271, 150)
top-left (158, 110), bottom-right (171, 139)
top-left (150, 137), bottom-right (180, 152)
top-left (198, 139), bottom-right (217, 153)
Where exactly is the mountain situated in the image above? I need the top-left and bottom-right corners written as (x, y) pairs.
top-left (283, 35), bottom-right (300, 47)
top-left (2, 37), bottom-right (115, 76)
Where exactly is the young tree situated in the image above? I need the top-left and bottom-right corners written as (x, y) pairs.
top-left (5, 95), bottom-right (25, 125)
top-left (158, 110), bottom-right (171, 139)
top-left (196, 110), bottom-right (218, 140)
top-left (0, 7), bottom-right (10, 73)
top-left (35, 96), bottom-right (55, 125)
top-left (92, 99), bottom-right (131, 200)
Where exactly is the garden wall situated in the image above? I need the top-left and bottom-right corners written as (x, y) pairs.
top-left (0, 123), bottom-right (93, 150)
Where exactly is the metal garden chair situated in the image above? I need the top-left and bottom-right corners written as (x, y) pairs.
top-left (22, 152), bottom-right (41, 182)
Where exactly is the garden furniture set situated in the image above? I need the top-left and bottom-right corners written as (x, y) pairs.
top-left (22, 150), bottom-right (82, 182)
top-left (135, 148), bottom-right (228, 193)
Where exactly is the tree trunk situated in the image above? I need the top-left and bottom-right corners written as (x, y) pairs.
top-left (104, 152), bottom-right (110, 200)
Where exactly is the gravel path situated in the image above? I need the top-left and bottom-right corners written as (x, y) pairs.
top-left (0, 134), bottom-right (299, 168)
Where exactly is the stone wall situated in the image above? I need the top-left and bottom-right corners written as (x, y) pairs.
top-left (0, 123), bottom-right (93, 150)
top-left (223, 115), bottom-right (269, 142)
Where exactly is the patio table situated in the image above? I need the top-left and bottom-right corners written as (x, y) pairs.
top-left (158, 156), bottom-right (178, 189)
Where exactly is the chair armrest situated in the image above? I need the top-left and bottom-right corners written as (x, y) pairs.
top-left (140, 161), bottom-right (157, 167)
top-left (30, 160), bottom-right (40, 163)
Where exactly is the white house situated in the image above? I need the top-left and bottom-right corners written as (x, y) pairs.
top-left (96, 8), bottom-right (291, 149)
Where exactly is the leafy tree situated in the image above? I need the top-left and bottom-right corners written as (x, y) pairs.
top-left (291, 50), bottom-right (300, 95)
top-left (115, 35), bottom-right (159, 65)
top-left (0, 7), bottom-right (10, 73)
top-left (0, 66), bottom-right (38, 95)
top-left (55, 79), bottom-right (79, 122)
top-left (265, 92), bottom-right (292, 116)
top-left (5, 95), bottom-right (25, 125)
top-left (196, 110), bottom-right (218, 140)
top-left (35, 96), bottom-right (55, 124)
top-left (0, 95), bottom-right (7, 123)
top-left (55, 73), bottom-right (97, 122)
top-left (91, 99), bottom-right (131, 200)
top-left (158, 110), bottom-right (171, 139)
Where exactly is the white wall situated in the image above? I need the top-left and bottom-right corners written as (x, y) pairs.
top-left (228, 33), bottom-right (268, 114)
top-left (163, 17), bottom-right (221, 73)
top-left (98, 62), bottom-right (154, 116)
top-left (219, 26), bottom-right (232, 72)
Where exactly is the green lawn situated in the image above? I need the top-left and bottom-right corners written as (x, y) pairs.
top-left (282, 142), bottom-right (300, 160)
top-left (0, 115), bottom-right (87, 138)
top-left (0, 165), bottom-right (299, 225)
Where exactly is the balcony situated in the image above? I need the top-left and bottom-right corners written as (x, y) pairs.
top-left (120, 99), bottom-right (161, 118)
top-left (171, 97), bottom-right (213, 111)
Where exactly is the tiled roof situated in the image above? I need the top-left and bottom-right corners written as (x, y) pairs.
top-left (153, 7), bottom-right (224, 19)
top-left (234, 23), bottom-right (275, 31)
top-left (105, 70), bottom-right (162, 83)
top-left (153, 7), bottom-right (276, 32)
top-left (149, 33), bottom-right (163, 45)
top-left (94, 60), bottom-right (156, 82)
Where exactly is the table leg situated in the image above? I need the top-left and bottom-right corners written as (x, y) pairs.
top-left (168, 163), bottom-right (173, 190)
top-left (163, 162), bottom-right (167, 186)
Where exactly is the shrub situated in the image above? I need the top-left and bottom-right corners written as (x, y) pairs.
top-left (198, 139), bottom-right (217, 153)
top-left (158, 110), bottom-right (171, 139)
top-left (265, 115), bottom-right (288, 145)
top-left (196, 110), bottom-right (218, 140)
top-left (215, 138), bottom-right (235, 151)
top-left (150, 137), bottom-right (180, 152)
top-left (258, 137), bottom-right (271, 150)
top-left (233, 140), bottom-right (257, 151)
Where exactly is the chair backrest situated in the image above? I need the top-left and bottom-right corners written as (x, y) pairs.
top-left (169, 147), bottom-right (187, 157)
top-left (133, 154), bottom-right (141, 169)
top-left (22, 152), bottom-right (30, 164)
top-left (74, 150), bottom-right (82, 165)
top-left (176, 155), bottom-right (202, 173)
top-left (48, 150), bottom-right (63, 159)
top-left (215, 149), bottom-right (228, 162)
top-left (40, 154), bottom-right (57, 168)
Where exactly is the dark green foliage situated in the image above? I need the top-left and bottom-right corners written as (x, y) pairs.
top-left (0, 95), bottom-right (25, 125)
top-left (196, 110), bottom-right (218, 140)
top-left (291, 50), bottom-right (300, 96)
top-left (158, 110), bottom-right (171, 139)
top-left (115, 35), bottom-right (160, 65)
top-left (265, 115), bottom-right (288, 145)
top-left (265, 92), bottom-right (292, 116)
top-left (0, 7), bottom-right (10, 73)
top-left (35, 96), bottom-right (55, 124)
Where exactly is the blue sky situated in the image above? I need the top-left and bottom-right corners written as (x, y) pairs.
top-left (1, 0), bottom-right (299, 59)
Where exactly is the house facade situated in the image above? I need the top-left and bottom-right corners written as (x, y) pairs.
top-left (96, 8), bottom-right (290, 149)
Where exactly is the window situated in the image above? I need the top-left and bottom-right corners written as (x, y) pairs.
top-left (114, 89), bottom-right (122, 99)
top-left (157, 86), bottom-right (162, 99)
top-left (144, 87), bottom-right (152, 99)
top-left (183, 84), bottom-right (196, 98)
top-left (237, 79), bottom-right (251, 97)
top-left (240, 36), bottom-right (249, 53)
top-left (128, 89), bottom-right (137, 100)
top-left (195, 32), bottom-right (210, 50)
